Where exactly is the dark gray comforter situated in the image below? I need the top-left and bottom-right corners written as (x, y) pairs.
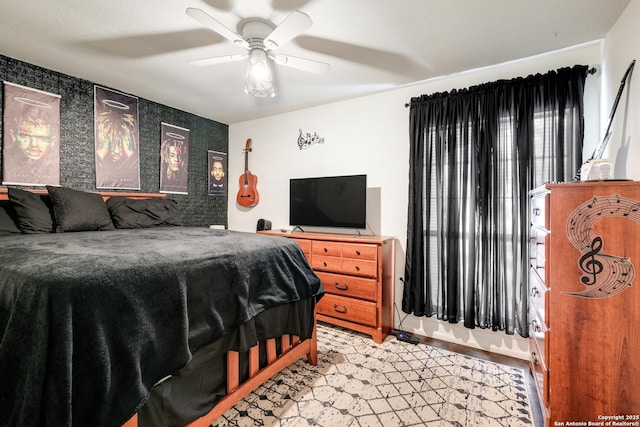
top-left (0, 227), bottom-right (322, 427)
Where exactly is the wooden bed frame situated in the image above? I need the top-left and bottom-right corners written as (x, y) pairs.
top-left (1, 187), bottom-right (319, 427)
top-left (0, 188), bottom-right (167, 201)
top-left (124, 330), bottom-right (318, 427)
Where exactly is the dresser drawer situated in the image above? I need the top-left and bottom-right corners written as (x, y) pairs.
top-left (312, 255), bottom-right (378, 278)
top-left (529, 267), bottom-right (548, 324)
top-left (312, 241), bottom-right (342, 257)
top-left (341, 243), bottom-right (377, 261)
top-left (530, 226), bottom-right (549, 269)
top-left (312, 255), bottom-right (342, 273)
top-left (529, 333), bottom-right (549, 408)
top-left (529, 303), bottom-right (548, 365)
top-left (341, 258), bottom-right (377, 278)
top-left (530, 240), bottom-right (548, 283)
top-left (530, 191), bottom-right (549, 231)
top-left (316, 294), bottom-right (377, 327)
top-left (292, 238), bottom-right (311, 255)
top-left (316, 271), bottom-right (377, 301)
top-left (529, 225), bottom-right (549, 246)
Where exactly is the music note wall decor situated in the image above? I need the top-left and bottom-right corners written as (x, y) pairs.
top-left (566, 193), bottom-right (640, 298)
top-left (297, 129), bottom-right (324, 150)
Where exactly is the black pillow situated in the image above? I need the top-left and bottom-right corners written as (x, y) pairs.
top-left (0, 201), bottom-right (21, 234)
top-left (47, 186), bottom-right (115, 232)
top-left (8, 187), bottom-right (55, 233)
top-left (106, 196), bottom-right (182, 229)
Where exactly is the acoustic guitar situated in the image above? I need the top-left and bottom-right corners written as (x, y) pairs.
top-left (236, 138), bottom-right (259, 207)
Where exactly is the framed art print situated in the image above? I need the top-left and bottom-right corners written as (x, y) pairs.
top-left (94, 86), bottom-right (140, 189)
top-left (160, 123), bottom-right (189, 194)
top-left (2, 82), bottom-right (61, 186)
top-left (208, 150), bottom-right (227, 196)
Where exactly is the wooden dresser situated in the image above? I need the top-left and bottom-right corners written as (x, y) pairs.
top-left (529, 182), bottom-right (640, 426)
top-left (260, 231), bottom-right (395, 343)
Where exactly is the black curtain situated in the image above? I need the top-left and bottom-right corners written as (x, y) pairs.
top-left (403, 65), bottom-right (588, 336)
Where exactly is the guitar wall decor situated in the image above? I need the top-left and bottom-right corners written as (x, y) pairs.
top-left (236, 138), bottom-right (259, 207)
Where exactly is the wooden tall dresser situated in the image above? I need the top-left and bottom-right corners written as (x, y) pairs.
top-left (529, 182), bottom-right (640, 426)
top-left (260, 231), bottom-right (395, 343)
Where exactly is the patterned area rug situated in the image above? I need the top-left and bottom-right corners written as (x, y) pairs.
top-left (213, 323), bottom-right (534, 426)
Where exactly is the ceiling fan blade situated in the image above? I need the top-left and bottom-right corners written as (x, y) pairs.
top-left (189, 54), bottom-right (247, 66)
top-left (271, 54), bottom-right (330, 74)
top-left (186, 7), bottom-right (249, 49)
top-left (263, 10), bottom-right (312, 50)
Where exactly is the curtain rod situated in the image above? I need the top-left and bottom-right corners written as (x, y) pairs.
top-left (403, 66), bottom-right (598, 108)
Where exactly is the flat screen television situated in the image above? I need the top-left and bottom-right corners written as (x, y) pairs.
top-left (289, 174), bottom-right (367, 229)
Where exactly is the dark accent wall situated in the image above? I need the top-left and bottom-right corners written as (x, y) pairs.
top-left (0, 54), bottom-right (228, 227)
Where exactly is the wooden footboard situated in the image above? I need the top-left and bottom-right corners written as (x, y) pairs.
top-left (122, 322), bottom-right (318, 427)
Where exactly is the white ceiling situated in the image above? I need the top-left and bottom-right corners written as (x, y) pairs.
top-left (0, 0), bottom-right (630, 125)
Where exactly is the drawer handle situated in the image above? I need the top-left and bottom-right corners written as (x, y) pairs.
top-left (323, 261), bottom-right (327, 267)
top-left (533, 207), bottom-right (541, 216)
top-left (356, 250), bottom-right (361, 256)
top-left (323, 247), bottom-right (328, 253)
top-left (532, 319), bottom-right (542, 333)
top-left (334, 281), bottom-right (349, 291)
top-left (333, 304), bottom-right (347, 314)
top-left (355, 265), bottom-right (360, 271)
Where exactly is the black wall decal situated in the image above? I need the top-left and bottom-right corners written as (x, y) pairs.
top-left (0, 54), bottom-right (228, 227)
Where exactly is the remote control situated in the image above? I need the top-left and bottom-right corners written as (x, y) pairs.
top-left (396, 332), bottom-right (421, 344)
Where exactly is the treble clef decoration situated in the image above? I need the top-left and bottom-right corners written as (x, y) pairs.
top-left (566, 194), bottom-right (640, 298)
top-left (578, 236), bottom-right (604, 285)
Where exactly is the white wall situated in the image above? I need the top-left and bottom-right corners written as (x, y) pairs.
top-left (228, 43), bottom-right (604, 360)
top-left (602, 0), bottom-right (639, 180)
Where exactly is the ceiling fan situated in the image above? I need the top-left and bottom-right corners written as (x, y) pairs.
top-left (186, 7), bottom-right (330, 98)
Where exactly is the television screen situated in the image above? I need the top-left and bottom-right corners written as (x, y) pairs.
top-left (290, 174), bottom-right (367, 229)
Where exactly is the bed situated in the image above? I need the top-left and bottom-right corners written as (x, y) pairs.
top-left (0, 186), bottom-right (323, 427)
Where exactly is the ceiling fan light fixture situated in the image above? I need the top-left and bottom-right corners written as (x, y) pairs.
top-left (244, 48), bottom-right (275, 98)
top-left (187, 8), bottom-right (325, 98)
